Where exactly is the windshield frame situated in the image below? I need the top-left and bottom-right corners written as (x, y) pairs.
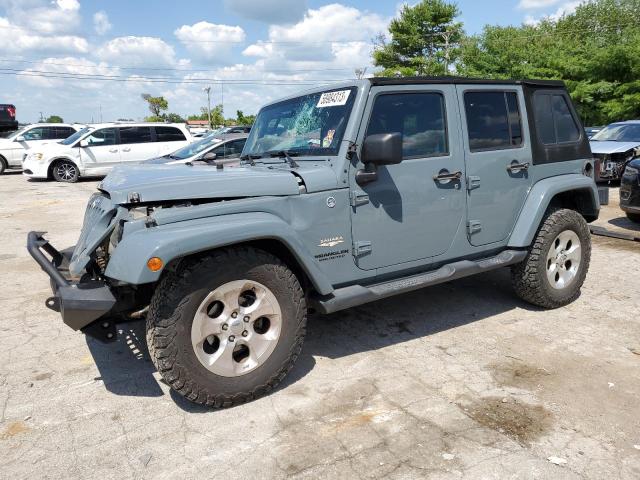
top-left (170, 135), bottom-right (224, 160)
top-left (590, 123), bottom-right (640, 143)
top-left (242, 86), bottom-right (358, 159)
top-left (60, 126), bottom-right (92, 146)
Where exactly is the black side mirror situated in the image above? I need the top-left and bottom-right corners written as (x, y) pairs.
top-left (356, 132), bottom-right (403, 185)
top-left (361, 133), bottom-right (403, 165)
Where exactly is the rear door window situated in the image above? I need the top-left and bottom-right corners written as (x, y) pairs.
top-left (155, 126), bottom-right (186, 142)
top-left (119, 126), bottom-right (153, 144)
top-left (464, 91), bottom-right (523, 151)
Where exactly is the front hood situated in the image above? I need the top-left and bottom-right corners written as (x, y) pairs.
top-left (589, 140), bottom-right (640, 155)
top-left (100, 163), bottom-right (303, 204)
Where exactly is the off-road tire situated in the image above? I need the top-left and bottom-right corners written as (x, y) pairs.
top-left (0, 156), bottom-right (7, 174)
top-left (626, 212), bottom-right (640, 223)
top-left (146, 247), bottom-right (307, 407)
top-left (511, 208), bottom-right (591, 309)
top-left (51, 160), bottom-right (79, 183)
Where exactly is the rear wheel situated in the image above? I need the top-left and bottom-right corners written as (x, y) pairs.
top-left (51, 160), bottom-right (79, 183)
top-left (146, 247), bottom-right (307, 407)
top-left (626, 212), bottom-right (640, 223)
top-left (511, 208), bottom-right (591, 309)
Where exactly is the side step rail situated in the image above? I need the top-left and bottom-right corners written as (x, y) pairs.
top-left (313, 249), bottom-right (527, 314)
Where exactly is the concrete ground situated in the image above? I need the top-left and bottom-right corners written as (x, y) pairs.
top-left (591, 186), bottom-right (640, 240)
top-left (1, 172), bottom-right (639, 480)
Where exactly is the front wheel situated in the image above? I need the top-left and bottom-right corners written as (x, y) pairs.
top-left (511, 208), bottom-right (591, 309)
top-left (146, 247), bottom-right (307, 407)
top-left (0, 156), bottom-right (7, 174)
top-left (51, 160), bottom-right (79, 182)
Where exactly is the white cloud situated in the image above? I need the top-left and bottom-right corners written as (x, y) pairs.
top-left (93, 10), bottom-right (111, 35)
top-left (0, 16), bottom-right (88, 54)
top-left (4, 0), bottom-right (81, 34)
top-left (56, 0), bottom-right (79, 11)
top-left (242, 4), bottom-right (387, 75)
top-left (97, 36), bottom-right (177, 67)
top-left (224, 0), bottom-right (308, 24)
top-left (524, 1), bottom-right (584, 24)
top-left (19, 56), bottom-right (120, 89)
top-left (174, 21), bottom-right (245, 61)
top-left (518, 0), bottom-right (563, 8)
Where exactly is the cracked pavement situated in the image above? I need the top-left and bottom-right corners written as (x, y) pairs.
top-left (0, 172), bottom-right (639, 479)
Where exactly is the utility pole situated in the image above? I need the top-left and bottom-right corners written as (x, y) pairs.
top-left (221, 82), bottom-right (224, 126)
top-left (355, 67), bottom-right (367, 79)
top-left (203, 86), bottom-right (212, 128)
top-left (39, 112), bottom-right (43, 122)
top-left (441, 30), bottom-right (453, 74)
top-left (99, 104), bottom-right (103, 123)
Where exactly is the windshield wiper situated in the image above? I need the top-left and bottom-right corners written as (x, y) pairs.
top-left (267, 150), bottom-right (300, 168)
top-left (240, 153), bottom-right (263, 166)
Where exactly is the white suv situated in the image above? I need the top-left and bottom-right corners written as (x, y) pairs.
top-left (0, 123), bottom-right (83, 174)
top-left (22, 123), bottom-right (192, 182)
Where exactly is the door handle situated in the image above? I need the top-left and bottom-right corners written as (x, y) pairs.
top-left (507, 161), bottom-right (530, 173)
top-left (433, 170), bottom-right (462, 183)
top-left (122, 148), bottom-right (131, 152)
top-left (109, 148), bottom-right (118, 153)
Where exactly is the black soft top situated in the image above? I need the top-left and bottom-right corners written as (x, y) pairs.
top-left (369, 76), bottom-right (565, 88)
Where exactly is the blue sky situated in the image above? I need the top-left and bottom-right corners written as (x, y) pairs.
top-left (0, 0), bottom-right (584, 123)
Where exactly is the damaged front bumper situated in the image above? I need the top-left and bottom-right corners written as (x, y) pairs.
top-left (27, 231), bottom-right (118, 343)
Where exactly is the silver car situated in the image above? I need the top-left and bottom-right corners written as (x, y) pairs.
top-left (589, 120), bottom-right (640, 182)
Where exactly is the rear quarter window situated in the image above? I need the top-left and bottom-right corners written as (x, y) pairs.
top-left (155, 126), bottom-right (186, 142)
top-left (533, 92), bottom-right (580, 145)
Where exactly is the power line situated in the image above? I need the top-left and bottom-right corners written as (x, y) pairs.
top-left (0, 57), bottom-right (361, 74)
top-left (0, 69), bottom-right (346, 86)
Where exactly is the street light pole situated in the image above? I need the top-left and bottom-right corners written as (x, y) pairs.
top-left (203, 86), bottom-right (212, 128)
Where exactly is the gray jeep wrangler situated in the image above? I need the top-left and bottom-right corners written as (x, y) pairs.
top-left (28, 77), bottom-right (599, 407)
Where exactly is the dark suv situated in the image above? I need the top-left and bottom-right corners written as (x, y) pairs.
top-left (0, 104), bottom-right (18, 132)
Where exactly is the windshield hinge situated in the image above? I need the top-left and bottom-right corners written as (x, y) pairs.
top-left (349, 191), bottom-right (369, 207)
top-left (347, 142), bottom-right (358, 159)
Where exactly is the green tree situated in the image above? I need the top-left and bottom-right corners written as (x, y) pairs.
top-left (373, 0), bottom-right (463, 76)
top-left (141, 94), bottom-right (168, 118)
top-left (45, 115), bottom-right (63, 123)
top-left (235, 110), bottom-right (256, 125)
top-left (458, 0), bottom-right (640, 125)
top-left (164, 112), bottom-right (185, 123)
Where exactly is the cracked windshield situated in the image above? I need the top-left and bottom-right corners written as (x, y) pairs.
top-left (243, 87), bottom-right (357, 157)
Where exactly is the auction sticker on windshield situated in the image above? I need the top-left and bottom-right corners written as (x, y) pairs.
top-left (317, 90), bottom-right (351, 108)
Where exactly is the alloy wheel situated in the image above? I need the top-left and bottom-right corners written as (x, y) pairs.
top-left (191, 280), bottom-right (282, 377)
top-left (546, 230), bottom-right (582, 290)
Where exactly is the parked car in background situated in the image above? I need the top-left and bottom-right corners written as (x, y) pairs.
top-left (0, 123), bottom-right (83, 174)
top-left (143, 134), bottom-right (247, 166)
top-left (0, 104), bottom-right (18, 132)
top-left (590, 120), bottom-right (640, 182)
top-left (22, 122), bottom-right (191, 182)
top-left (620, 158), bottom-right (640, 223)
top-left (212, 125), bottom-right (252, 137)
top-left (584, 126), bottom-right (604, 138)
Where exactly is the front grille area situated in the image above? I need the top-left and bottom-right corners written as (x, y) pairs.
top-left (69, 193), bottom-right (116, 273)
